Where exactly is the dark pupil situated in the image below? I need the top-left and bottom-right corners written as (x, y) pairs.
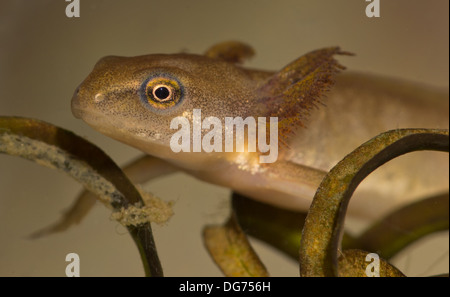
top-left (154, 87), bottom-right (170, 100)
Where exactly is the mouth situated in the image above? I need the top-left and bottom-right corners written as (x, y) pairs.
top-left (71, 106), bottom-right (83, 119)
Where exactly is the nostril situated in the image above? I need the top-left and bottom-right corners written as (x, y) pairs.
top-left (74, 84), bottom-right (81, 96)
top-left (71, 85), bottom-right (83, 119)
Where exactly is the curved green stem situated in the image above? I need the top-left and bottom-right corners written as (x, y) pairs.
top-left (299, 128), bottom-right (449, 277)
top-left (0, 117), bottom-right (163, 276)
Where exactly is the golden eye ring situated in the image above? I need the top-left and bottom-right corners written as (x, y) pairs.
top-left (141, 76), bottom-right (183, 111)
top-left (152, 84), bottom-right (173, 102)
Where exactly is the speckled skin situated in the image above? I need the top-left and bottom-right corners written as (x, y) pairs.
top-left (72, 42), bottom-right (448, 219)
top-left (72, 53), bottom-right (267, 164)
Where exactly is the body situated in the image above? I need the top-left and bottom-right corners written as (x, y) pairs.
top-left (71, 42), bottom-right (449, 219)
top-left (184, 72), bottom-right (449, 218)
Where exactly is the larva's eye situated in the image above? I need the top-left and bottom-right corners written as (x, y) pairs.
top-left (142, 77), bottom-right (183, 110)
top-left (152, 85), bottom-right (172, 102)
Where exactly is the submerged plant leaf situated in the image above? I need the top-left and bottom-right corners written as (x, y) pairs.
top-left (351, 193), bottom-right (449, 260)
top-left (232, 192), bottom-right (355, 260)
top-left (232, 191), bottom-right (446, 267)
top-left (299, 128), bottom-right (449, 277)
top-left (232, 193), bottom-right (307, 260)
top-left (0, 116), bottom-right (163, 276)
top-left (338, 249), bottom-right (405, 277)
top-left (203, 214), bottom-right (269, 277)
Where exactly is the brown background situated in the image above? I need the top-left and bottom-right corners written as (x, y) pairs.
top-left (0, 0), bottom-right (448, 276)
